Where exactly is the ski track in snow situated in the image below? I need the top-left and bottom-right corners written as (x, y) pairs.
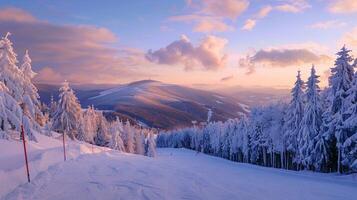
top-left (4, 148), bottom-right (357, 200)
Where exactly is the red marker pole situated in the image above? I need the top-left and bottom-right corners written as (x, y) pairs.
top-left (21, 125), bottom-right (30, 183)
top-left (62, 132), bottom-right (67, 161)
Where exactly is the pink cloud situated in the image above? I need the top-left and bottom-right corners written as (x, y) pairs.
top-left (0, 7), bottom-right (37, 23)
top-left (146, 35), bottom-right (228, 70)
top-left (239, 48), bottom-right (332, 75)
top-left (328, 0), bottom-right (357, 13)
top-left (0, 7), bottom-right (149, 84)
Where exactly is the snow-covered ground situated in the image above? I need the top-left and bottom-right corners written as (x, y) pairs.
top-left (1, 137), bottom-right (357, 200)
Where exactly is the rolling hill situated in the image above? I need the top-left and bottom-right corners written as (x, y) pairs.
top-left (37, 80), bottom-right (248, 129)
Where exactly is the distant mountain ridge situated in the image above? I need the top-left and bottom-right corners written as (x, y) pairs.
top-left (37, 80), bottom-right (248, 129)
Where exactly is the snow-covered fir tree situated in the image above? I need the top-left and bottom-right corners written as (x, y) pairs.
top-left (0, 82), bottom-right (22, 139)
top-left (123, 120), bottom-right (135, 153)
top-left (134, 128), bottom-right (145, 155)
top-left (0, 33), bottom-right (41, 140)
top-left (52, 80), bottom-right (82, 139)
top-left (109, 118), bottom-right (125, 152)
top-left (20, 50), bottom-right (44, 126)
top-left (342, 71), bottom-right (357, 171)
top-left (284, 70), bottom-right (305, 169)
top-left (78, 106), bottom-right (97, 143)
top-left (326, 46), bottom-right (355, 173)
top-left (146, 132), bottom-right (157, 157)
top-left (299, 66), bottom-right (323, 170)
top-left (0, 33), bottom-right (24, 102)
top-left (94, 112), bottom-right (110, 146)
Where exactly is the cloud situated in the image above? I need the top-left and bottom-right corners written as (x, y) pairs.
top-left (309, 20), bottom-right (347, 29)
top-left (146, 35), bottom-right (228, 70)
top-left (275, 0), bottom-right (310, 13)
top-left (255, 5), bottom-right (273, 18)
top-left (220, 75), bottom-right (234, 82)
top-left (340, 26), bottom-right (357, 55)
top-left (328, 0), bottom-right (357, 13)
top-left (242, 19), bottom-right (256, 30)
top-left (194, 19), bottom-right (234, 32)
top-left (0, 7), bottom-right (37, 23)
top-left (239, 48), bottom-right (332, 75)
top-left (242, 1), bottom-right (309, 31)
top-left (242, 5), bottom-right (272, 31)
top-left (34, 67), bottom-right (64, 84)
top-left (0, 7), bottom-right (149, 84)
top-left (169, 15), bottom-right (234, 33)
top-left (168, 0), bottom-right (249, 33)
top-left (200, 0), bottom-right (250, 20)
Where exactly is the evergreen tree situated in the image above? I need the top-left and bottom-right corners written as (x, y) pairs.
top-left (109, 118), bottom-right (125, 152)
top-left (52, 81), bottom-right (82, 139)
top-left (0, 33), bottom-right (24, 102)
top-left (20, 50), bottom-right (44, 126)
top-left (342, 71), bottom-right (357, 171)
top-left (327, 46), bottom-right (355, 173)
top-left (0, 33), bottom-right (39, 140)
top-left (299, 66), bottom-right (323, 169)
top-left (94, 112), bottom-right (110, 146)
top-left (123, 120), bottom-right (135, 153)
top-left (284, 70), bottom-right (305, 169)
top-left (146, 132), bottom-right (157, 157)
top-left (0, 82), bottom-right (22, 139)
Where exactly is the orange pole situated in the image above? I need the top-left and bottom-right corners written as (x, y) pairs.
top-left (21, 125), bottom-right (30, 183)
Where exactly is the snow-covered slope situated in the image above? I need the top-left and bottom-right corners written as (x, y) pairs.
top-left (37, 80), bottom-right (248, 129)
top-left (3, 147), bottom-right (357, 200)
top-left (85, 80), bottom-right (248, 129)
top-left (0, 133), bottom-right (110, 198)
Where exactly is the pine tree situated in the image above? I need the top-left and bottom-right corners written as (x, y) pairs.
top-left (0, 33), bottom-right (39, 140)
top-left (94, 112), bottom-right (110, 146)
top-left (299, 66), bottom-right (323, 170)
top-left (20, 50), bottom-right (44, 126)
top-left (284, 70), bottom-right (305, 169)
top-left (52, 81), bottom-right (82, 139)
top-left (0, 82), bottom-right (22, 139)
top-left (342, 71), bottom-right (357, 171)
top-left (123, 120), bottom-right (135, 153)
top-left (49, 95), bottom-right (57, 118)
top-left (327, 46), bottom-right (355, 173)
top-left (109, 118), bottom-right (125, 151)
top-left (146, 132), bottom-right (157, 157)
top-left (0, 33), bottom-right (24, 102)
top-left (134, 128), bottom-right (145, 155)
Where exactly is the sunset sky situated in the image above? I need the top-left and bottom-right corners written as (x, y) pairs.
top-left (0, 0), bottom-right (357, 88)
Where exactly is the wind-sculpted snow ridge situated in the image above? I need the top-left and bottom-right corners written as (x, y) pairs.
top-left (3, 148), bottom-right (357, 200)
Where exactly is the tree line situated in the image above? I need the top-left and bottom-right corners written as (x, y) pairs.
top-left (0, 32), bottom-right (156, 157)
top-left (157, 46), bottom-right (357, 173)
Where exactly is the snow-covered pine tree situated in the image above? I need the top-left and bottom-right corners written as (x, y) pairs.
top-left (0, 33), bottom-right (24, 102)
top-left (94, 112), bottom-right (110, 146)
top-left (109, 118), bottom-right (125, 151)
top-left (49, 95), bottom-right (57, 118)
top-left (78, 106), bottom-right (97, 143)
top-left (123, 120), bottom-right (135, 153)
top-left (326, 46), bottom-right (355, 173)
top-left (299, 66), bottom-right (323, 170)
top-left (20, 50), bottom-right (44, 126)
top-left (0, 82), bottom-right (22, 139)
top-left (146, 131), bottom-right (157, 157)
top-left (283, 70), bottom-right (305, 169)
top-left (134, 128), bottom-right (145, 155)
top-left (342, 71), bottom-right (357, 171)
top-left (0, 33), bottom-right (39, 140)
top-left (52, 80), bottom-right (82, 139)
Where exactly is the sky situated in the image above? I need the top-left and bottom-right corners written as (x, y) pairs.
top-left (0, 0), bottom-right (357, 89)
